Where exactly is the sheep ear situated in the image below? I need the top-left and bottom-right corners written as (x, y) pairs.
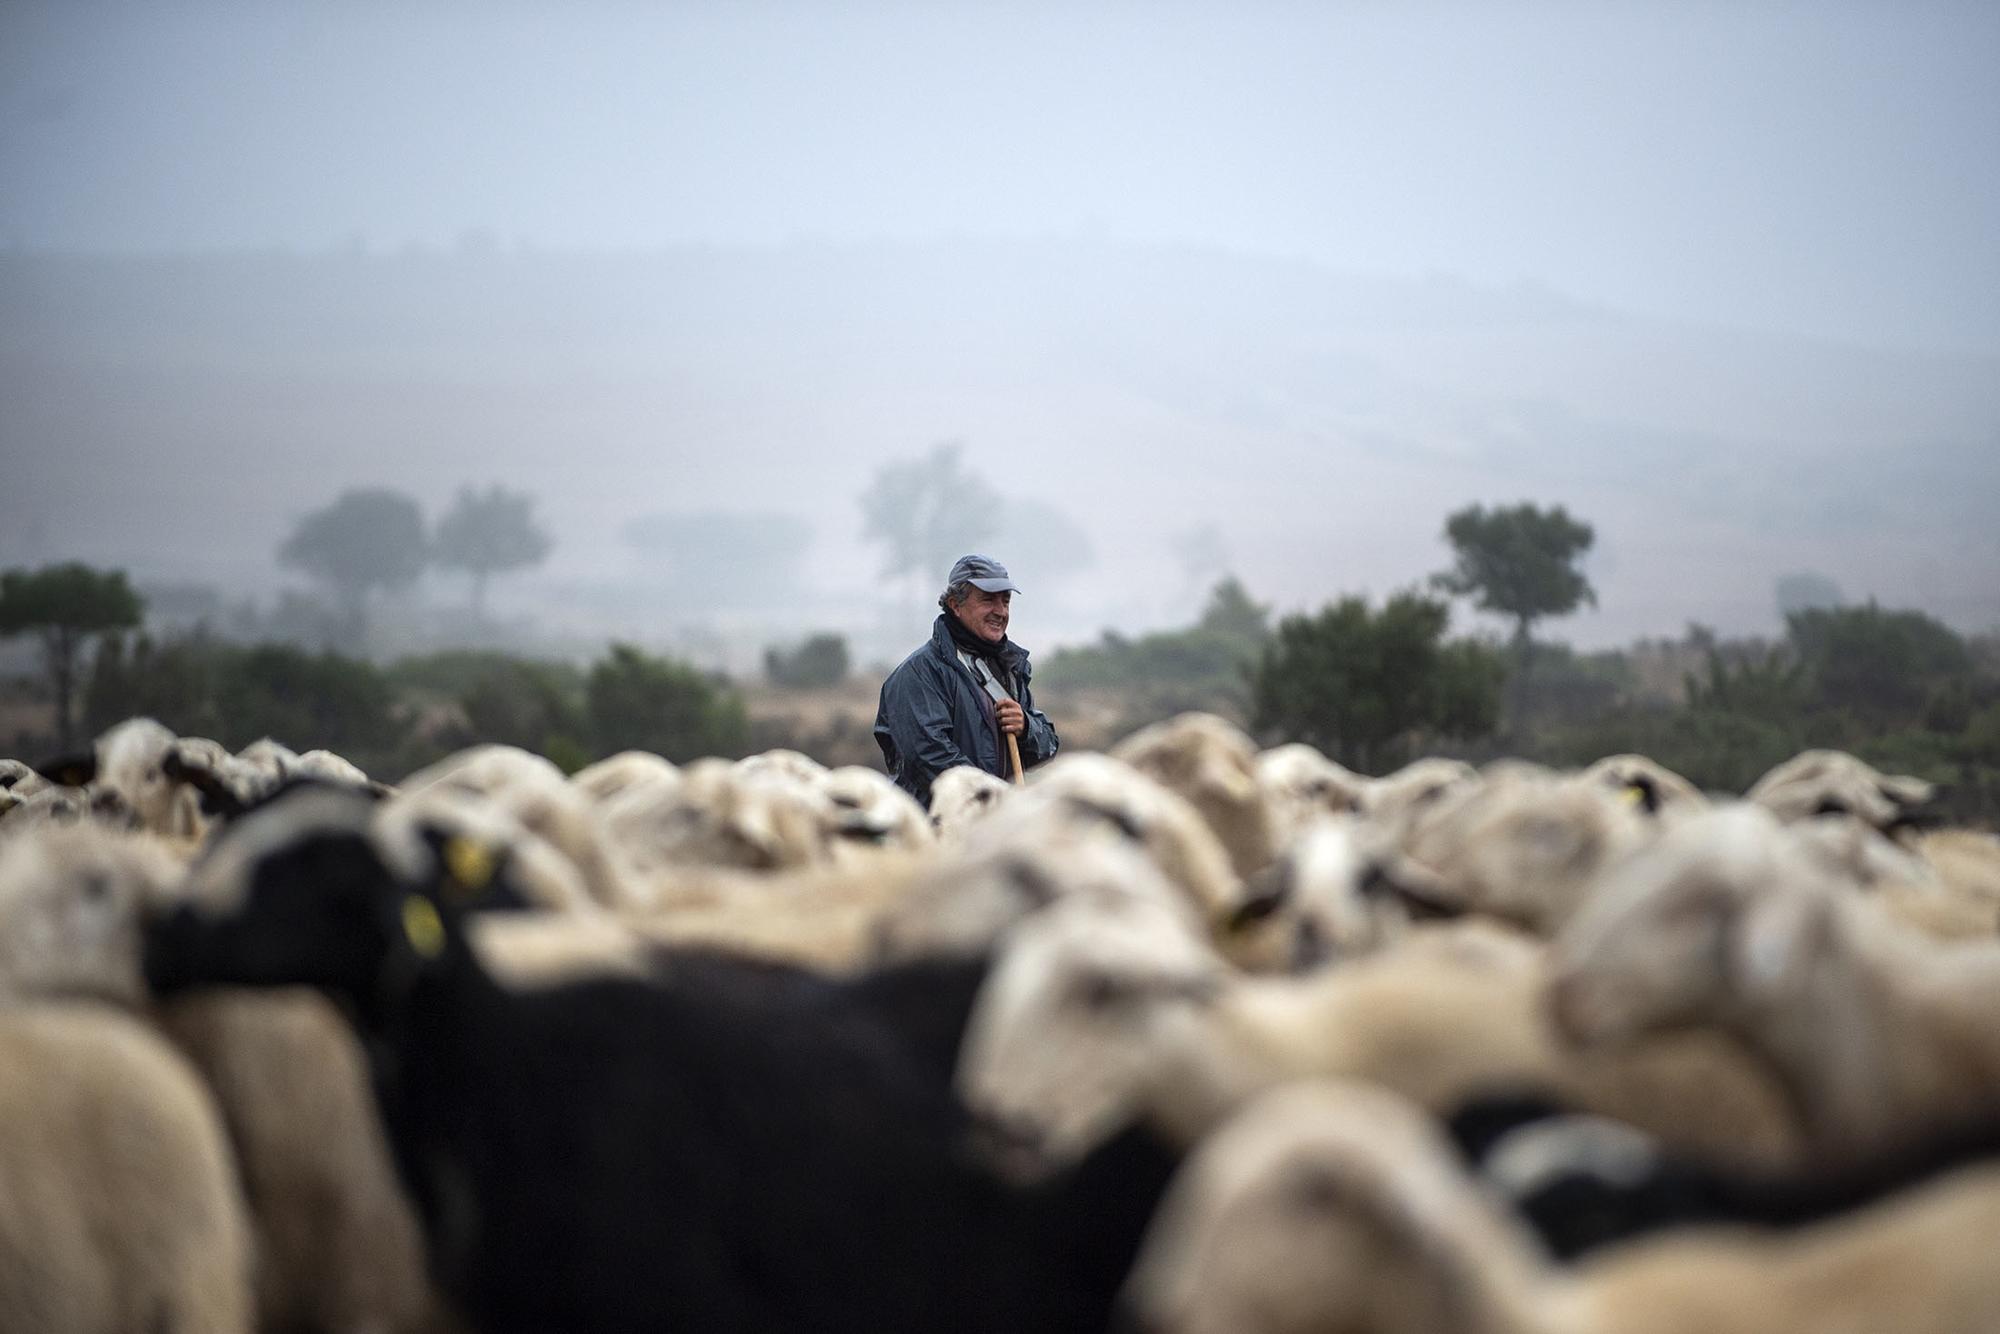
top-left (1622, 776), bottom-right (1660, 814)
top-left (736, 802), bottom-right (782, 862)
top-left (1731, 890), bottom-right (1822, 995)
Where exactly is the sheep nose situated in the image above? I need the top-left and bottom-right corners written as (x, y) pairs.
top-left (966, 1112), bottom-right (1054, 1183)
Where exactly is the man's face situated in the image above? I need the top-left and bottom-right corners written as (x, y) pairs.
top-left (953, 586), bottom-right (1012, 644)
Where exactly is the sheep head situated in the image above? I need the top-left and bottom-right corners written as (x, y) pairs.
top-left (1546, 804), bottom-right (1846, 1049)
top-left (1122, 1080), bottom-right (1537, 1334)
top-left (955, 888), bottom-right (1224, 1181)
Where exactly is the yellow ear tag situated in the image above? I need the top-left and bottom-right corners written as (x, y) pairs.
top-left (401, 896), bottom-right (447, 959)
top-left (1620, 783), bottom-right (1648, 806)
top-left (442, 836), bottom-right (497, 894)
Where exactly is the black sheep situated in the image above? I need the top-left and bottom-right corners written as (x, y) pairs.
top-left (145, 788), bottom-right (1173, 1334)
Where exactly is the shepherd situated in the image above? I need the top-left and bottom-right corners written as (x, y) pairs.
top-left (873, 554), bottom-right (1061, 809)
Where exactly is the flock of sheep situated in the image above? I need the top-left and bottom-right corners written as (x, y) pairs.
top-left (3, 711), bottom-right (2000, 1333)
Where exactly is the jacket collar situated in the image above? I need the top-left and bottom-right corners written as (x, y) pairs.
top-left (930, 614), bottom-right (1031, 679)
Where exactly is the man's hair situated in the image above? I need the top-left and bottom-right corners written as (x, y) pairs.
top-left (938, 580), bottom-right (974, 613)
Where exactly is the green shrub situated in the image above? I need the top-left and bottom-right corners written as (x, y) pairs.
top-left (587, 643), bottom-right (748, 762)
top-left (1249, 592), bottom-right (1504, 772)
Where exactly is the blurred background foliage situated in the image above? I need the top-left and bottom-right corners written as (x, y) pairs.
top-left (6, 551), bottom-right (1997, 827)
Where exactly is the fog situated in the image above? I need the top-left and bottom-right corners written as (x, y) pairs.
top-left (4, 0), bottom-right (1996, 669)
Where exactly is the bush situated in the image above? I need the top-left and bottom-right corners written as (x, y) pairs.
top-left (1041, 578), bottom-right (1271, 711)
top-left (587, 643), bottom-right (748, 762)
top-left (1787, 602), bottom-right (1972, 726)
top-left (222, 644), bottom-right (403, 757)
top-left (85, 632), bottom-right (228, 741)
top-left (83, 632), bottom-right (416, 776)
top-left (390, 650), bottom-right (588, 760)
top-left (1249, 592), bottom-right (1504, 772)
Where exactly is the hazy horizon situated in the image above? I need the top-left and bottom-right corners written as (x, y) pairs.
top-left (4, 2), bottom-right (1996, 668)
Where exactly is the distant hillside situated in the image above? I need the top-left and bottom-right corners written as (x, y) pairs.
top-left (3, 241), bottom-right (1995, 658)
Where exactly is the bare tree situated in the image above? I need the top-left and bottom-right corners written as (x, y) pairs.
top-left (858, 442), bottom-right (1000, 609)
top-left (433, 484), bottom-right (554, 618)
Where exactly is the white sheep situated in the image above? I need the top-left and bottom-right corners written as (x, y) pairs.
top-left (161, 735), bottom-right (278, 820)
top-left (927, 764), bottom-right (1013, 840)
top-left (468, 911), bottom-right (660, 986)
top-left (1395, 766), bottom-right (1658, 934)
top-left (1549, 802), bottom-right (2000, 1156)
top-left (1746, 747), bottom-right (1936, 832)
top-left (956, 887), bottom-right (1797, 1181)
top-left (1580, 752), bottom-right (1711, 819)
top-left (401, 743), bottom-right (638, 908)
top-left (1111, 712), bottom-right (1278, 877)
top-left (569, 749), bottom-right (681, 804)
top-left (0, 823), bottom-right (182, 1003)
top-left (1123, 1077), bottom-right (2000, 1334)
top-left (1358, 755), bottom-right (1481, 834)
top-left (292, 747), bottom-right (376, 788)
top-left (734, 747), bottom-right (830, 786)
top-left (1254, 742), bottom-right (1366, 848)
top-left (0, 819), bottom-right (439, 1334)
top-left (0, 1001), bottom-right (254, 1334)
top-left (95, 716), bottom-right (206, 838)
top-left (1237, 813), bottom-right (1437, 966)
top-left (1913, 827), bottom-right (2000, 917)
top-left (152, 991), bottom-right (436, 1334)
top-left (959, 895), bottom-right (1538, 1171)
top-left (221, 736), bottom-right (304, 803)
top-left (374, 784), bottom-right (601, 914)
top-left (607, 756), bottom-right (833, 882)
top-left (399, 741), bottom-right (564, 808)
top-left (869, 823), bottom-right (1199, 967)
top-left (1784, 813), bottom-right (1997, 941)
top-left (1005, 752), bottom-right (1248, 926)
top-left (0, 782), bottom-right (97, 832)
top-left (0, 756), bottom-right (49, 799)
top-left (627, 845), bottom-right (940, 970)
top-left (816, 764), bottom-right (934, 854)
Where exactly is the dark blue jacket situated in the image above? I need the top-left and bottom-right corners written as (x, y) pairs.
top-left (874, 616), bottom-right (1060, 808)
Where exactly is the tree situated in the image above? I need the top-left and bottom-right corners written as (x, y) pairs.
top-left (858, 442), bottom-right (1000, 606)
top-left (1432, 502), bottom-right (1597, 651)
top-left (1250, 591), bottom-right (1504, 772)
top-left (0, 562), bottom-right (144, 749)
top-left (277, 488), bottom-right (428, 638)
top-left (432, 484), bottom-right (553, 617)
top-left (462, 661), bottom-right (585, 757)
top-left (218, 644), bottom-right (402, 758)
top-left (586, 643), bottom-right (748, 762)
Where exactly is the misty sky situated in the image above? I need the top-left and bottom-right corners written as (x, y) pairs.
top-left (2, 1), bottom-right (1996, 667)
top-left (5, 0), bottom-right (1997, 354)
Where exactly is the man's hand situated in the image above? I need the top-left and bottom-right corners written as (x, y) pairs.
top-left (995, 699), bottom-right (1026, 735)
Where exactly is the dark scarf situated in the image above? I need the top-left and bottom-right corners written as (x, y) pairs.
top-left (940, 612), bottom-right (1013, 672)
